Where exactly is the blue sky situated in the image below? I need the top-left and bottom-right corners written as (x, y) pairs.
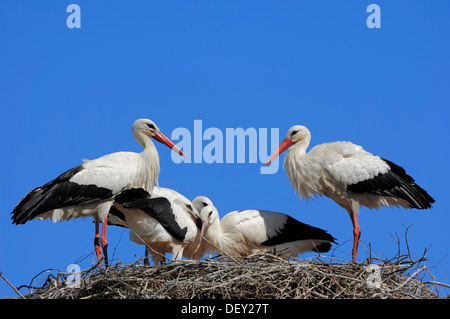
top-left (1, 1), bottom-right (449, 298)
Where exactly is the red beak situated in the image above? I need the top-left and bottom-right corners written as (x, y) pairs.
top-left (264, 138), bottom-right (292, 166)
top-left (153, 131), bottom-right (187, 157)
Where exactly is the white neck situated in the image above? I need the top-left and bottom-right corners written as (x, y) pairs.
top-left (135, 131), bottom-right (160, 194)
top-left (205, 217), bottom-right (226, 251)
top-left (133, 130), bottom-right (153, 149)
top-left (289, 135), bottom-right (311, 156)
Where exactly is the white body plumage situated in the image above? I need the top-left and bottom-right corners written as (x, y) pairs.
top-left (199, 204), bottom-right (336, 258)
top-left (40, 150), bottom-right (160, 223)
top-left (284, 140), bottom-right (405, 212)
top-left (110, 192), bottom-right (199, 265)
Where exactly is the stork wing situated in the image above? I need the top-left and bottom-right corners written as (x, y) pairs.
top-left (313, 142), bottom-right (390, 187)
top-left (11, 165), bottom-right (113, 224)
top-left (123, 197), bottom-right (188, 242)
top-left (11, 152), bottom-right (141, 224)
top-left (346, 158), bottom-right (435, 209)
top-left (315, 142), bottom-right (434, 209)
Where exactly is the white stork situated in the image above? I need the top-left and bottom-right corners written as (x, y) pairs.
top-left (108, 188), bottom-right (199, 265)
top-left (11, 119), bottom-right (185, 267)
top-left (108, 187), bottom-right (206, 264)
top-left (198, 203), bottom-right (337, 258)
top-left (182, 195), bottom-right (216, 259)
top-left (265, 125), bottom-right (435, 262)
top-left (109, 186), bottom-right (203, 265)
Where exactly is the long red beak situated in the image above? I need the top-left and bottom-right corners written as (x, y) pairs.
top-left (264, 138), bottom-right (292, 166)
top-left (153, 131), bottom-right (187, 157)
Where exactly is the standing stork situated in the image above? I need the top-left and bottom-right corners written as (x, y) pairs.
top-left (265, 125), bottom-right (435, 262)
top-left (198, 203), bottom-right (337, 258)
top-left (11, 119), bottom-right (185, 267)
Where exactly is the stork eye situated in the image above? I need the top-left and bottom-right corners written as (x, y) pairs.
top-left (202, 202), bottom-right (208, 207)
top-left (146, 123), bottom-right (155, 130)
top-left (186, 204), bottom-right (193, 211)
top-left (291, 130), bottom-right (299, 136)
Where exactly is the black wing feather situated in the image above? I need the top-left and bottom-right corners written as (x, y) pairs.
top-left (122, 197), bottom-right (188, 242)
top-left (261, 215), bottom-right (337, 253)
top-left (346, 158), bottom-right (435, 209)
top-left (114, 188), bottom-right (151, 204)
top-left (11, 165), bottom-right (113, 224)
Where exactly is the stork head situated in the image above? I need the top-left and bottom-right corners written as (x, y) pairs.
top-left (192, 196), bottom-right (214, 217)
top-left (286, 125), bottom-right (311, 144)
top-left (174, 197), bottom-right (202, 228)
top-left (132, 119), bottom-right (186, 157)
top-left (265, 125), bottom-right (311, 166)
top-left (199, 205), bottom-right (219, 244)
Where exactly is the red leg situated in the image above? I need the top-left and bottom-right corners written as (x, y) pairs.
top-left (348, 209), bottom-right (361, 263)
top-left (101, 217), bottom-right (108, 268)
top-left (94, 216), bottom-right (103, 269)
